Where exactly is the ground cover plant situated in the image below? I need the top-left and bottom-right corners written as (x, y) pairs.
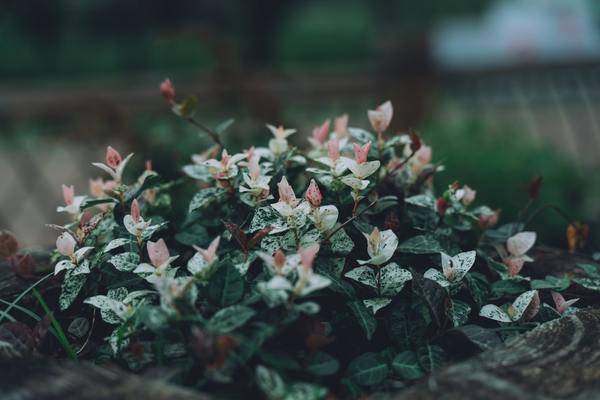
top-left (0, 79), bottom-right (592, 399)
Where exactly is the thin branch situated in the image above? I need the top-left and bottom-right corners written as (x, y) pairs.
top-left (186, 117), bottom-right (223, 147)
top-left (323, 198), bottom-right (378, 242)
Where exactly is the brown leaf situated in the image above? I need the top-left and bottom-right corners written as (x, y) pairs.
top-left (566, 222), bottom-right (590, 253)
top-left (409, 128), bottom-right (422, 152)
top-left (13, 254), bottom-right (36, 280)
top-left (248, 227), bottom-right (273, 250)
top-left (0, 231), bottom-right (18, 258)
top-left (223, 220), bottom-right (248, 252)
top-left (527, 176), bottom-right (543, 200)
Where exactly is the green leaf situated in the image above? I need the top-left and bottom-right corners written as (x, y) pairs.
top-left (208, 264), bottom-right (244, 307)
top-left (397, 235), bottom-right (443, 254)
top-left (315, 265), bottom-right (356, 299)
top-left (208, 305), bottom-right (255, 333)
top-left (363, 298), bottom-right (392, 314)
top-left (329, 228), bottom-right (354, 256)
top-left (103, 238), bottom-right (132, 253)
top-left (255, 365), bottom-right (286, 400)
top-left (392, 351), bottom-right (425, 380)
top-left (175, 224), bottom-right (209, 246)
top-left (189, 187), bottom-right (226, 213)
top-left (108, 252), bottom-right (140, 272)
top-left (81, 197), bottom-right (118, 210)
top-left (574, 277), bottom-right (600, 291)
top-left (306, 352), bottom-right (340, 376)
top-left (447, 299), bottom-right (471, 327)
top-left (250, 206), bottom-right (287, 233)
top-left (285, 383), bottom-right (328, 400)
top-left (417, 345), bottom-right (445, 373)
top-left (59, 271), bottom-right (87, 311)
top-left (346, 352), bottom-right (389, 386)
top-left (347, 300), bottom-right (377, 340)
top-left (465, 272), bottom-right (490, 307)
top-left (531, 275), bottom-right (571, 291)
top-left (175, 95), bottom-right (198, 118)
top-left (490, 280), bottom-right (529, 298)
top-left (452, 324), bottom-right (501, 350)
top-left (215, 118), bottom-right (235, 135)
top-left (411, 271), bottom-right (447, 327)
top-left (577, 263), bottom-right (600, 279)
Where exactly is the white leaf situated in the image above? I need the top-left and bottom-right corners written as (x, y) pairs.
top-left (379, 263), bottom-right (412, 296)
top-left (423, 268), bottom-right (450, 287)
top-left (363, 298), bottom-right (392, 314)
top-left (507, 232), bottom-right (536, 257)
top-left (104, 238), bottom-right (131, 253)
top-left (510, 290), bottom-right (538, 321)
top-left (479, 304), bottom-right (511, 323)
top-left (345, 266), bottom-right (377, 289)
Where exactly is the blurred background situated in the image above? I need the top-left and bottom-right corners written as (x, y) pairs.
top-left (1, 0), bottom-right (600, 251)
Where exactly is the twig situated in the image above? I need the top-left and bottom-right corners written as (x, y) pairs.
top-left (187, 117), bottom-right (223, 147)
top-left (323, 198), bottom-right (378, 242)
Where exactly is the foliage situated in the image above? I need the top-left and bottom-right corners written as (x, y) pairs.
top-left (29, 83), bottom-right (584, 399)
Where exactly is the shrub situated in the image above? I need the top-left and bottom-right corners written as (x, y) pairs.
top-left (44, 82), bottom-right (582, 399)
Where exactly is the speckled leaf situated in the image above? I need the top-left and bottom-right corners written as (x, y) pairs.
top-left (345, 266), bottom-right (377, 289)
top-left (59, 271), bottom-right (87, 311)
top-left (379, 263), bottom-right (412, 296)
top-left (109, 252), bottom-right (140, 272)
top-left (189, 187), bottom-right (226, 213)
top-left (447, 299), bottom-right (471, 327)
top-left (363, 298), bottom-right (392, 314)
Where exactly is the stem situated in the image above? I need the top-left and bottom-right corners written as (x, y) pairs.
top-left (187, 117), bottom-right (223, 147)
top-left (523, 203), bottom-right (573, 229)
top-left (0, 272), bottom-right (53, 324)
top-left (323, 198), bottom-right (378, 242)
top-left (32, 288), bottom-right (78, 360)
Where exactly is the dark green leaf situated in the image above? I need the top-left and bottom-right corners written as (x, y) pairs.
top-left (392, 351), bottom-right (425, 380)
top-left (346, 352), bottom-right (389, 386)
top-left (306, 352), bottom-right (340, 376)
top-left (416, 345), bottom-right (445, 373)
top-left (452, 324), bottom-right (501, 350)
top-left (531, 276), bottom-right (571, 291)
top-left (208, 264), bottom-right (244, 307)
top-left (208, 305), bottom-right (255, 333)
top-left (397, 235), bottom-right (443, 254)
top-left (447, 299), bottom-right (471, 327)
top-left (465, 272), bottom-right (490, 307)
top-left (411, 271), bottom-right (447, 327)
top-left (347, 300), bottom-right (376, 340)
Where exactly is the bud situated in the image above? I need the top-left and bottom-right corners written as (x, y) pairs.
top-left (273, 249), bottom-right (286, 273)
top-left (305, 179), bottom-right (322, 207)
top-left (147, 238), bottom-right (169, 268)
top-left (409, 128), bottom-right (422, 152)
top-left (56, 233), bottom-right (76, 257)
top-left (299, 244), bottom-right (320, 271)
top-left (312, 120), bottom-right (330, 145)
top-left (334, 114), bottom-right (348, 137)
top-left (327, 138), bottom-right (340, 161)
top-left (479, 209), bottom-right (501, 229)
top-left (131, 199), bottom-right (141, 223)
top-left (461, 185), bottom-right (477, 206)
top-left (436, 197), bottom-right (448, 217)
top-left (527, 175), bottom-right (543, 200)
top-left (277, 176), bottom-right (297, 205)
top-left (145, 160), bottom-right (153, 171)
top-left (62, 184), bottom-right (75, 206)
top-left (353, 141), bottom-right (371, 164)
top-left (89, 178), bottom-right (105, 197)
top-left (160, 78), bottom-right (176, 102)
top-left (106, 146), bottom-right (122, 169)
top-left (415, 144), bottom-right (432, 165)
top-left (0, 231), bottom-right (18, 258)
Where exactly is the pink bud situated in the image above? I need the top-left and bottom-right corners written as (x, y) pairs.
top-left (506, 258), bottom-right (524, 277)
top-left (367, 101), bottom-right (393, 133)
top-left (277, 176), bottom-right (297, 205)
top-left (327, 138), bottom-right (340, 161)
top-left (245, 146), bottom-right (256, 160)
top-left (479, 210), bottom-right (501, 229)
top-left (160, 78), bottom-right (176, 102)
top-left (249, 157), bottom-right (261, 180)
top-left (221, 149), bottom-right (231, 167)
top-left (353, 142), bottom-right (371, 164)
top-left (106, 146), bottom-right (122, 169)
top-left (145, 160), bottom-right (153, 171)
top-left (56, 232), bottom-right (76, 257)
top-left (62, 184), bottom-right (75, 206)
top-left (89, 179), bottom-right (105, 198)
top-left (551, 291), bottom-right (579, 314)
top-left (416, 145), bottom-right (432, 165)
top-left (131, 199), bottom-right (141, 223)
top-left (147, 239), bottom-right (169, 268)
top-left (205, 236), bottom-right (220, 262)
top-left (299, 244), bottom-right (320, 271)
top-left (305, 179), bottom-right (322, 207)
top-left (461, 185), bottom-right (477, 206)
top-left (312, 120), bottom-right (330, 145)
top-left (273, 249), bottom-right (286, 272)
top-left (334, 114), bottom-right (348, 137)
